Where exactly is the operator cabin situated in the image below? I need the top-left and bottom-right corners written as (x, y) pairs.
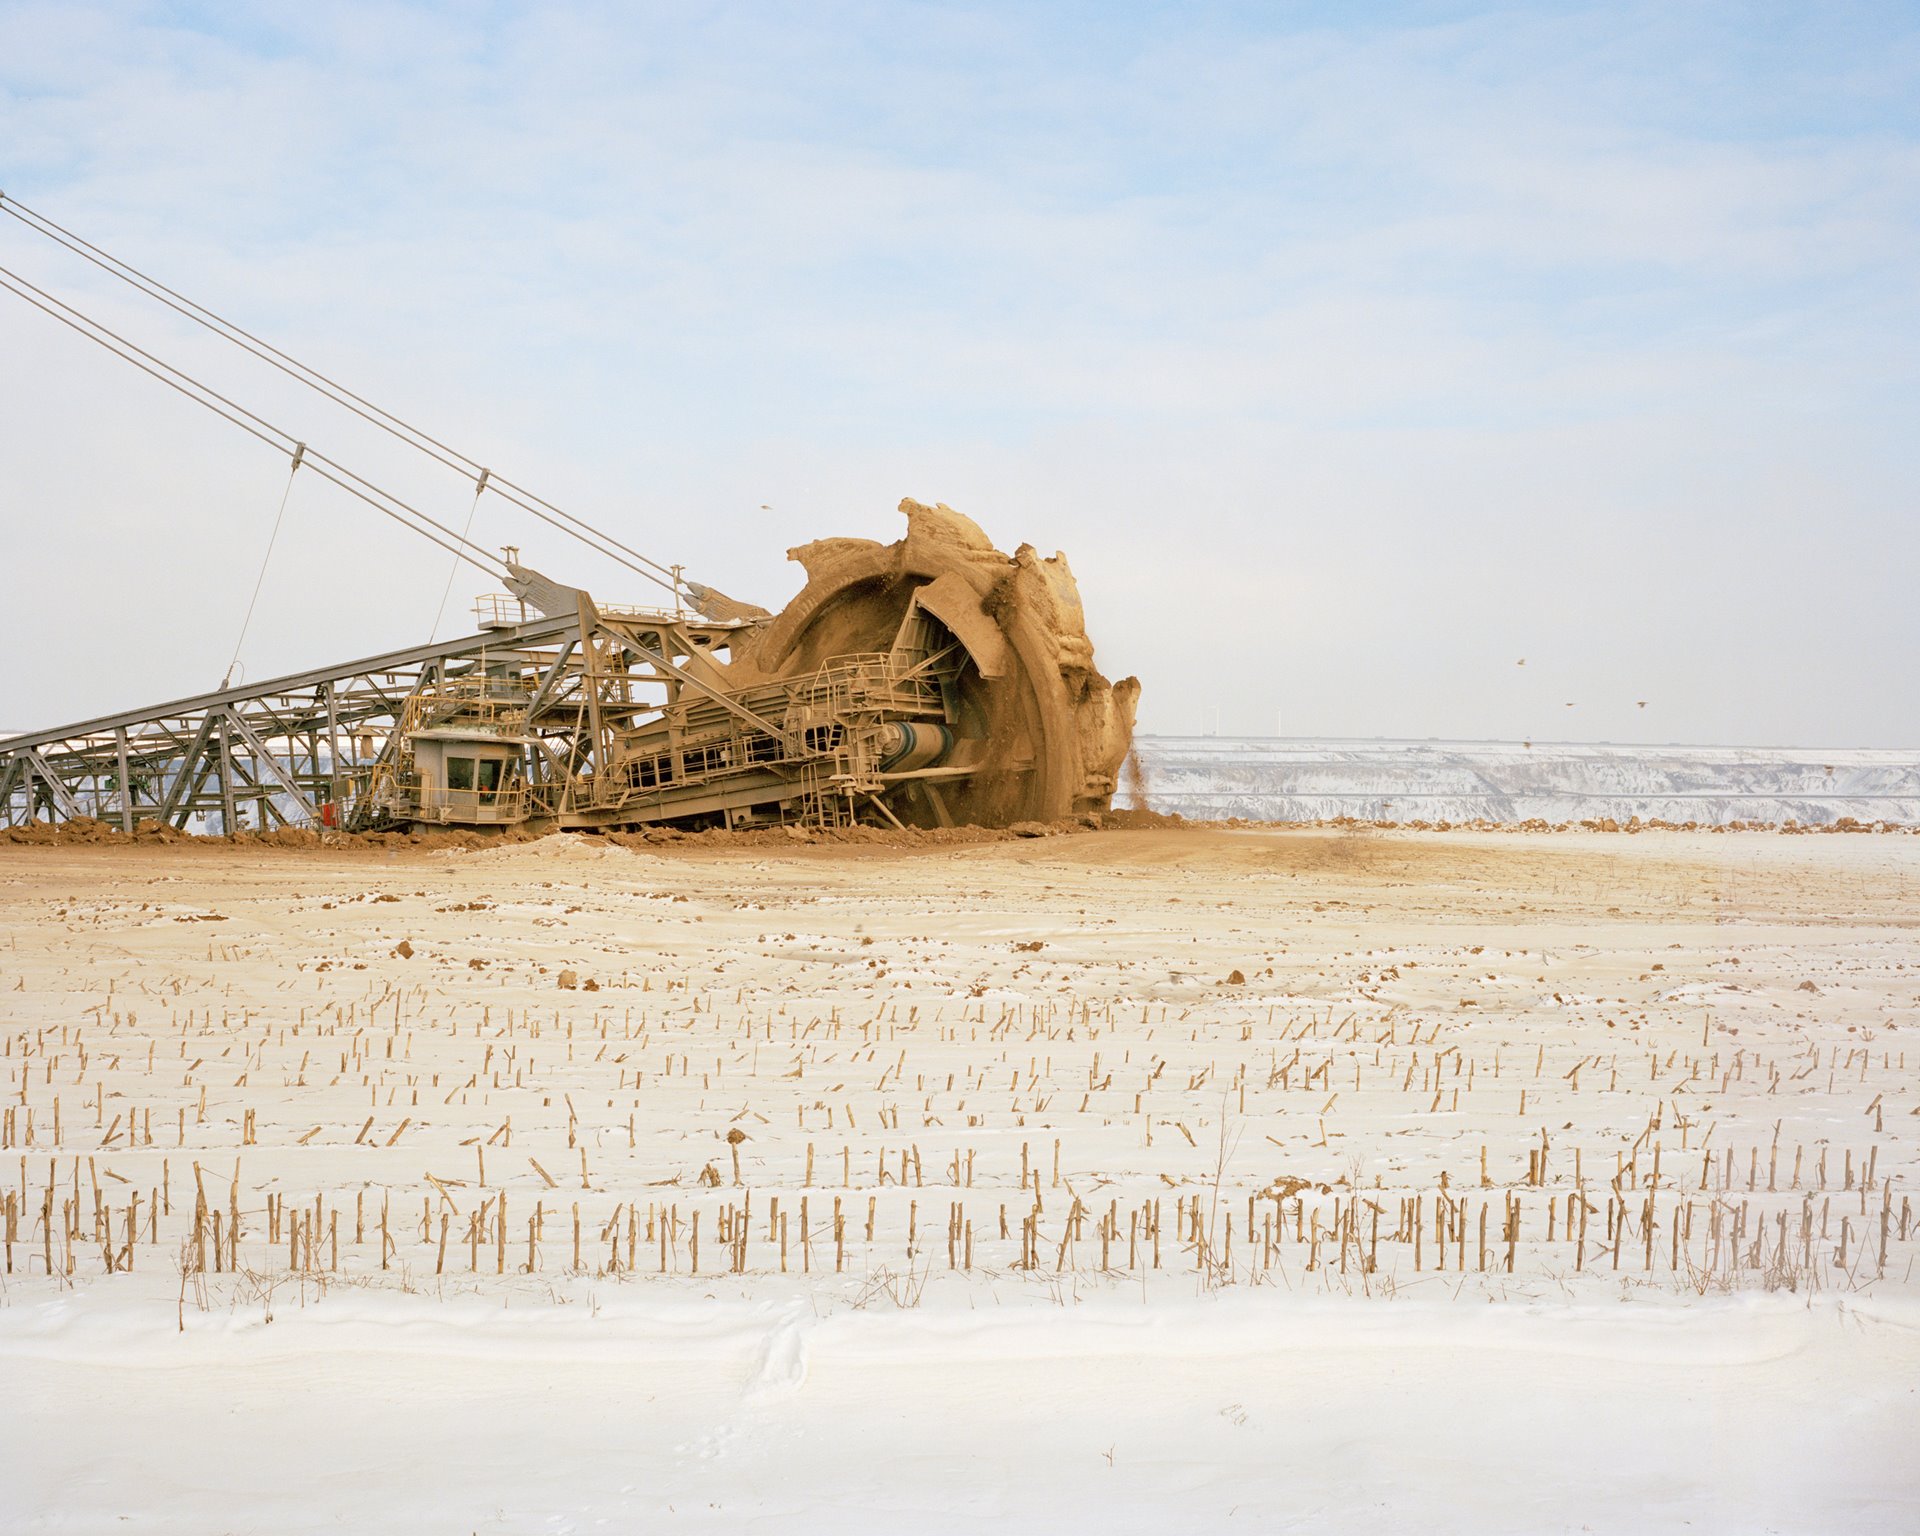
top-left (407, 727), bottom-right (530, 825)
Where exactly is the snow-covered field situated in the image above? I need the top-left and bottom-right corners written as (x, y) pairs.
top-left (2, 828), bottom-right (1916, 1532)
top-left (1126, 735), bottom-right (1920, 825)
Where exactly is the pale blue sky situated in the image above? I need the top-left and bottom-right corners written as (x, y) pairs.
top-left (3, 2), bottom-right (1916, 744)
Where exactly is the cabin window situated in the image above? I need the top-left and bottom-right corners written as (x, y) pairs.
top-left (476, 759), bottom-right (503, 795)
top-left (447, 756), bottom-right (476, 791)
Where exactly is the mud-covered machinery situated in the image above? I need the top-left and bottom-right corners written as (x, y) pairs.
top-left (0, 195), bottom-right (1136, 835)
top-left (0, 498), bottom-right (1137, 837)
top-left (369, 499), bottom-right (1137, 833)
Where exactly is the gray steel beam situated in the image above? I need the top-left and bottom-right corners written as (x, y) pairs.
top-left (221, 707), bottom-right (320, 821)
top-left (23, 750), bottom-right (83, 820)
top-left (115, 727), bottom-right (132, 833)
top-left (600, 624), bottom-right (798, 753)
top-left (526, 640), bottom-right (578, 718)
top-left (0, 755), bottom-right (24, 825)
top-left (324, 680), bottom-right (340, 784)
top-left (158, 715), bottom-right (217, 825)
top-left (217, 717), bottom-right (237, 833)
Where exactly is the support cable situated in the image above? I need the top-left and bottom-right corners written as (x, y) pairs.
top-left (222, 448), bottom-right (303, 688)
top-left (0, 192), bottom-right (682, 596)
top-left (0, 263), bottom-right (507, 580)
top-left (429, 470), bottom-right (488, 642)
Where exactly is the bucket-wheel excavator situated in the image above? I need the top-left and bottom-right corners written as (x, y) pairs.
top-left (0, 195), bottom-right (1136, 835)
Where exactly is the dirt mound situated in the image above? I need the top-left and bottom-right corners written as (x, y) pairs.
top-left (1105, 806), bottom-right (1188, 830)
top-left (607, 816), bottom-right (1101, 851)
top-left (3, 815), bottom-right (146, 845)
top-left (460, 834), bottom-right (659, 866)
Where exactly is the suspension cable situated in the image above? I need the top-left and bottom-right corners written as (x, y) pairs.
top-left (0, 192), bottom-right (681, 595)
top-left (223, 450), bottom-right (303, 688)
top-left (0, 263), bottom-right (507, 580)
top-left (429, 474), bottom-right (488, 643)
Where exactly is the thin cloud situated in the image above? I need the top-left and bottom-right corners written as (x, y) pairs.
top-left (0, 2), bottom-right (1915, 745)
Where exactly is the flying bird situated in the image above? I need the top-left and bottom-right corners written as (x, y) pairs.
top-left (1516, 658), bottom-right (1526, 666)
top-left (1637, 701), bottom-right (1647, 709)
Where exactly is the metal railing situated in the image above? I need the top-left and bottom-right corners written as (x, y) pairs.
top-left (596, 601), bottom-right (685, 623)
top-left (408, 785), bottom-right (530, 823)
top-left (405, 673), bottom-right (533, 737)
top-left (474, 593), bottom-right (535, 627)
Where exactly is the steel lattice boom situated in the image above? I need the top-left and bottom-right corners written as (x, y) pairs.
top-left (1, 608), bottom-right (581, 833)
top-left (3, 506), bottom-right (1139, 838)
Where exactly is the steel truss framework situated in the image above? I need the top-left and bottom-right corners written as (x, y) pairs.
top-left (0, 598), bottom-right (766, 833)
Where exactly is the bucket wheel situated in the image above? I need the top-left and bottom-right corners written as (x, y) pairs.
top-left (728, 499), bottom-right (1139, 827)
